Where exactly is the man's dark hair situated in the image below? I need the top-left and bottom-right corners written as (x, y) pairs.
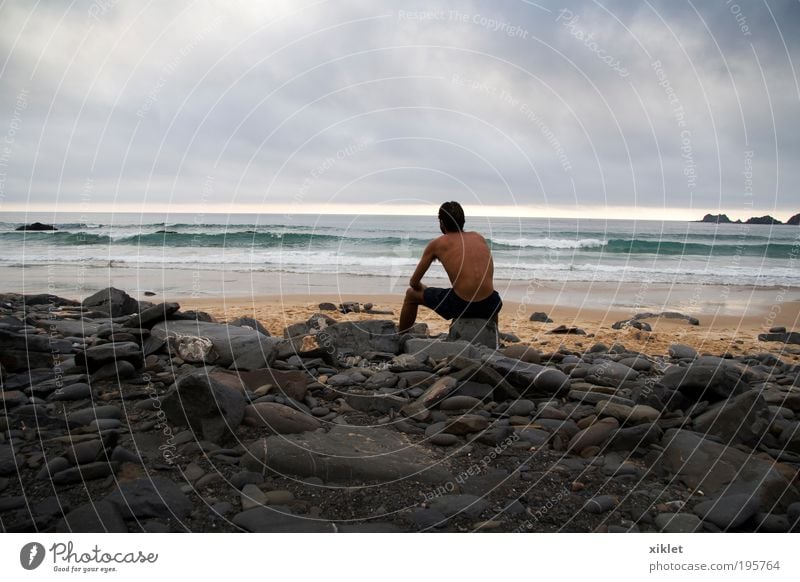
top-left (438, 201), bottom-right (465, 232)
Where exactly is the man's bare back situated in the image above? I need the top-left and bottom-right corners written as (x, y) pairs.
top-left (413, 231), bottom-right (495, 302)
top-left (399, 201), bottom-right (501, 332)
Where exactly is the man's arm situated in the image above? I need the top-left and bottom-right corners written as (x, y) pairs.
top-left (409, 239), bottom-right (438, 290)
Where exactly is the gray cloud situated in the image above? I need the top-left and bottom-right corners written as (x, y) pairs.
top-left (1, 0), bottom-right (797, 218)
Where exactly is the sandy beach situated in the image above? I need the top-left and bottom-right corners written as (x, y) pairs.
top-left (173, 284), bottom-right (800, 363)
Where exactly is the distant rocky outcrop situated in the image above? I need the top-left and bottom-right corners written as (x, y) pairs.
top-left (697, 213), bottom-right (798, 225)
top-left (699, 214), bottom-right (736, 224)
top-left (14, 222), bottom-right (58, 231)
top-left (745, 215), bottom-right (782, 225)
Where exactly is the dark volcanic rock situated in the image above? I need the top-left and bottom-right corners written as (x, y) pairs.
top-left (15, 222), bottom-right (57, 231)
top-left (126, 302), bottom-right (180, 329)
top-left (160, 371), bottom-right (246, 442)
top-left (78, 341), bottom-right (143, 372)
top-left (745, 215), bottom-right (782, 225)
top-left (243, 426), bottom-right (452, 485)
top-left (242, 402), bottom-right (321, 434)
top-left (786, 213), bottom-right (800, 226)
top-left (228, 316), bottom-right (270, 337)
top-left (151, 320), bottom-right (282, 369)
top-left (659, 363), bottom-right (748, 402)
top-left (57, 500), bottom-right (128, 533)
top-left (105, 477), bottom-right (192, 519)
top-left (82, 287), bottom-right (140, 317)
top-left (693, 494), bottom-right (760, 529)
top-left (529, 312), bottom-right (553, 323)
top-left (320, 320), bottom-right (401, 356)
top-left (656, 429), bottom-right (799, 510)
top-left (692, 391), bottom-right (772, 447)
top-left (699, 213), bottom-right (733, 224)
top-left (447, 318), bottom-right (498, 348)
top-left (233, 506), bottom-right (334, 532)
top-left (758, 331), bottom-right (800, 345)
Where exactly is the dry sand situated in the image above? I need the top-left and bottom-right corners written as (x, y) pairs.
top-left (172, 288), bottom-right (800, 364)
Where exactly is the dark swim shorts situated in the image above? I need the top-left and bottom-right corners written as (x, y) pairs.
top-left (422, 288), bottom-right (503, 320)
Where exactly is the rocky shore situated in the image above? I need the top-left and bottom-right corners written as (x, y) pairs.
top-left (1, 287), bottom-right (799, 533)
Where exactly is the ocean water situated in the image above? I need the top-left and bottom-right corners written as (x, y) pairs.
top-left (1, 212), bottom-right (798, 292)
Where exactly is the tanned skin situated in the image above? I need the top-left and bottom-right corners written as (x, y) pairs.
top-left (398, 219), bottom-right (495, 333)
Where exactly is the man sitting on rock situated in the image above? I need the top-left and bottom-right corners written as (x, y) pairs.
top-left (399, 201), bottom-right (502, 333)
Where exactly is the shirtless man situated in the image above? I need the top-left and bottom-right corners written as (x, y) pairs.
top-left (399, 201), bottom-right (502, 333)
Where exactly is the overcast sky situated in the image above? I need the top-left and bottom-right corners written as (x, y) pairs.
top-left (0, 0), bottom-right (798, 220)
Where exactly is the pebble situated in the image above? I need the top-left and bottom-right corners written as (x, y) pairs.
top-left (182, 462), bottom-right (205, 482)
top-left (693, 494), bottom-right (761, 529)
top-left (67, 405), bottom-right (122, 426)
top-left (428, 494), bottom-right (489, 518)
top-left (439, 395), bottom-right (482, 411)
top-left (48, 382), bottom-right (92, 401)
top-left (429, 433), bottom-right (461, 446)
top-left (655, 512), bottom-right (702, 533)
top-left (263, 490), bottom-right (295, 505)
top-left (583, 495), bottom-right (617, 514)
top-left (505, 399), bottom-right (536, 416)
top-left (241, 483), bottom-right (267, 510)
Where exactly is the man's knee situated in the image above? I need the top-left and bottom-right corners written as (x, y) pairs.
top-left (405, 287), bottom-right (424, 303)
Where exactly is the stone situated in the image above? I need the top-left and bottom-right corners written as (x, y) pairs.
top-left (242, 426), bottom-right (452, 485)
top-left (363, 370), bottom-right (399, 389)
top-left (235, 368), bottom-right (312, 401)
top-left (263, 490), bottom-right (295, 505)
top-left (345, 392), bottom-right (408, 414)
top-left (0, 390), bottom-right (28, 407)
top-left (500, 345), bottom-right (541, 363)
top-left (126, 302), bottom-right (180, 329)
top-left (669, 344), bottom-right (698, 359)
top-left (758, 332), bottom-right (800, 345)
top-left (605, 422), bottom-right (663, 451)
top-left (529, 312), bottom-right (553, 323)
top-left (36, 456), bottom-right (70, 480)
top-left (67, 405), bottom-right (122, 426)
top-left (230, 470), bottom-right (264, 490)
top-left (241, 483), bottom-right (268, 510)
top-left (401, 376), bottom-right (458, 417)
top-left (78, 341), bottom-right (143, 372)
top-left (232, 506), bottom-right (335, 532)
top-left (0, 444), bottom-right (23, 475)
top-left (656, 429), bottom-right (799, 510)
top-left (36, 319), bottom-right (101, 338)
top-left (64, 439), bottom-right (104, 465)
top-left (151, 320), bottom-right (282, 369)
top-left (448, 318), bottom-right (498, 348)
top-left (411, 508), bottom-right (447, 529)
top-left (505, 399), bottom-right (536, 416)
top-left (693, 494), bottom-right (761, 529)
top-left (429, 433), bottom-right (461, 446)
top-left (654, 512), bottom-right (702, 533)
top-left (92, 360), bottom-right (137, 381)
top-left (659, 364), bottom-right (748, 402)
top-left (586, 361), bottom-right (639, 387)
top-left (48, 383), bottom-right (92, 401)
top-left (160, 371), bottom-right (246, 443)
top-left (583, 495), bottom-right (617, 514)
top-left (548, 325), bottom-right (585, 335)
top-left (533, 369), bottom-right (571, 395)
top-left (319, 320), bottom-right (400, 356)
top-left (105, 477), bottom-right (192, 519)
top-left (404, 338), bottom-right (483, 361)
top-left (439, 395), bottom-right (482, 411)
top-left (567, 417), bottom-right (619, 454)
top-left (82, 287), bottom-right (140, 317)
top-left (318, 302), bottom-right (337, 311)
top-left (692, 391), bottom-right (772, 447)
top-left (595, 401), bottom-right (659, 424)
top-left (57, 500), bottom-right (128, 533)
top-left (228, 316), bottom-right (270, 337)
top-left (242, 402), bottom-right (321, 434)
top-left (443, 414), bottom-right (489, 435)
top-left (52, 461), bottom-right (118, 484)
top-left (428, 494), bottom-right (489, 518)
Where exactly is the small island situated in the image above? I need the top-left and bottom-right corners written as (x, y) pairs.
top-left (14, 222), bottom-right (58, 231)
top-left (698, 213), bottom-right (798, 225)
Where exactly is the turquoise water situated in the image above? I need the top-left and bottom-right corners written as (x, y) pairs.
top-left (1, 212), bottom-right (798, 287)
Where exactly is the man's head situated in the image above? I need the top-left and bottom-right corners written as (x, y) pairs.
top-left (438, 201), bottom-right (465, 233)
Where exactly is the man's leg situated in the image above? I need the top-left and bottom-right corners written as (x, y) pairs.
top-left (399, 286), bottom-right (426, 333)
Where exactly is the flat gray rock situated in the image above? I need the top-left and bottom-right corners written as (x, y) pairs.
top-left (243, 426), bottom-right (452, 485)
top-left (693, 494), bottom-right (761, 529)
top-left (657, 429), bottom-right (799, 511)
top-left (659, 364), bottom-right (748, 402)
top-left (57, 500), bottom-right (128, 533)
top-left (692, 391), bottom-right (772, 447)
top-left (428, 494), bottom-right (489, 518)
top-left (151, 320), bottom-right (282, 369)
top-left (242, 402), bottom-right (321, 434)
top-left (320, 320), bottom-right (400, 356)
top-left (105, 476), bottom-right (192, 519)
top-left (232, 506), bottom-right (335, 532)
top-left (655, 512), bottom-right (702, 533)
top-left (161, 371), bottom-right (246, 443)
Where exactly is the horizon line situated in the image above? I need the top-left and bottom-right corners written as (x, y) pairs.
top-left (0, 202), bottom-right (796, 223)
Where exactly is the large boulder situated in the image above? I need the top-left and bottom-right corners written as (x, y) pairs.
top-left (692, 391), bottom-right (772, 447)
top-left (486, 355), bottom-right (569, 396)
top-left (242, 426), bottom-right (452, 485)
top-left (656, 429), bottom-right (799, 511)
top-left (448, 318), bottom-right (498, 349)
top-left (242, 403), bottom-right (321, 434)
top-left (659, 364), bottom-right (748, 402)
top-left (404, 338), bottom-right (483, 361)
top-left (160, 370), bottom-right (246, 443)
top-left (151, 320), bottom-right (283, 369)
top-left (319, 320), bottom-right (401, 356)
top-left (82, 287), bottom-right (140, 317)
top-left (126, 302), bottom-right (180, 329)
